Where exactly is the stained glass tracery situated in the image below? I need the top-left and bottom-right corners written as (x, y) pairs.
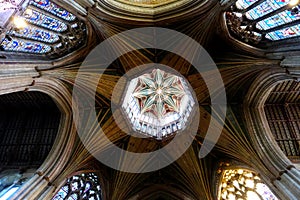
top-left (0, 0), bottom-right (86, 55)
top-left (29, 0), bottom-right (76, 21)
top-left (245, 0), bottom-right (289, 20)
top-left (52, 173), bottom-right (102, 200)
top-left (22, 9), bottom-right (68, 32)
top-left (266, 24), bottom-right (300, 40)
top-left (8, 26), bottom-right (60, 43)
top-left (227, 0), bottom-right (300, 44)
top-left (235, 0), bottom-right (260, 9)
top-left (256, 9), bottom-right (300, 30)
top-left (218, 169), bottom-right (278, 200)
top-left (1, 37), bottom-right (51, 54)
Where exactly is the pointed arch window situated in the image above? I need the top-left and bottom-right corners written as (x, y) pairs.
top-left (226, 0), bottom-right (300, 44)
top-left (52, 173), bottom-right (103, 200)
top-left (264, 80), bottom-right (300, 163)
top-left (218, 169), bottom-right (278, 200)
top-left (0, 0), bottom-right (86, 57)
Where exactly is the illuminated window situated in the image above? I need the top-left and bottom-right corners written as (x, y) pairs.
top-left (0, 186), bottom-right (19, 200)
top-left (7, 25), bottom-right (60, 43)
top-left (226, 0), bottom-right (300, 43)
top-left (0, 0), bottom-right (86, 56)
top-left (22, 9), bottom-right (68, 32)
top-left (0, 169), bottom-right (35, 200)
top-left (122, 69), bottom-right (195, 139)
top-left (52, 173), bottom-right (102, 200)
top-left (1, 37), bottom-right (51, 54)
top-left (235, 0), bottom-right (260, 9)
top-left (29, 0), bottom-right (76, 21)
top-left (245, 0), bottom-right (289, 20)
top-left (218, 169), bottom-right (278, 200)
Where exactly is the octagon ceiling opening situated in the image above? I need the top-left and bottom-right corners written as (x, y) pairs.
top-left (120, 68), bottom-right (195, 140)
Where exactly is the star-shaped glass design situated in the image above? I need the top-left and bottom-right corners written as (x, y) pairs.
top-left (133, 69), bottom-right (185, 117)
top-left (122, 69), bottom-right (195, 139)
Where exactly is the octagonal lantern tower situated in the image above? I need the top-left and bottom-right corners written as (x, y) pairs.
top-left (122, 69), bottom-right (195, 140)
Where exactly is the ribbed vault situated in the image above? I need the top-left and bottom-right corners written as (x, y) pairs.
top-left (0, 0), bottom-right (299, 200)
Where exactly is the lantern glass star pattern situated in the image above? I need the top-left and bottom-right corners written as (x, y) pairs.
top-left (122, 69), bottom-right (195, 139)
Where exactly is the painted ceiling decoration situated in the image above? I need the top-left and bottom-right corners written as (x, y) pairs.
top-left (226, 0), bottom-right (300, 46)
top-left (0, 0), bottom-right (86, 57)
top-left (114, 0), bottom-right (179, 7)
top-left (97, 0), bottom-right (195, 17)
top-left (122, 69), bottom-right (195, 139)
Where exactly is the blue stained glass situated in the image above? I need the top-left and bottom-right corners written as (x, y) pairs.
top-left (257, 10), bottom-right (300, 30)
top-left (8, 26), bottom-right (60, 43)
top-left (23, 9), bottom-right (68, 32)
top-left (0, 37), bottom-right (51, 54)
top-left (29, 0), bottom-right (76, 21)
top-left (266, 24), bottom-right (300, 40)
top-left (235, 0), bottom-right (260, 9)
top-left (246, 0), bottom-right (290, 20)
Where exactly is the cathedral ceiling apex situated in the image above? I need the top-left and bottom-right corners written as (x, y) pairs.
top-left (95, 0), bottom-right (210, 21)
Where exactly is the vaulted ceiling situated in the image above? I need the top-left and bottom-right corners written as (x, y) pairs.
top-left (0, 0), bottom-right (299, 199)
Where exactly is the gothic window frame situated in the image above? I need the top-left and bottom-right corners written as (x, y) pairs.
top-left (264, 80), bottom-right (300, 164)
top-left (224, 0), bottom-right (300, 49)
top-left (0, 0), bottom-right (87, 59)
top-left (52, 171), bottom-right (103, 200)
top-left (216, 163), bottom-right (279, 200)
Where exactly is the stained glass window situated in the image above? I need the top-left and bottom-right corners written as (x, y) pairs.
top-left (8, 26), bottom-right (60, 43)
top-left (266, 24), bottom-right (300, 40)
top-left (218, 169), bottom-right (278, 200)
top-left (256, 10), bottom-right (300, 30)
top-left (29, 0), bottom-right (76, 21)
top-left (227, 0), bottom-right (300, 43)
top-left (52, 173), bottom-right (102, 200)
top-left (245, 0), bottom-right (289, 20)
top-left (235, 0), bottom-right (260, 10)
top-left (0, 0), bottom-right (23, 27)
top-left (0, 37), bottom-right (51, 54)
top-left (0, 0), bottom-right (86, 56)
top-left (0, 169), bottom-right (35, 200)
top-left (22, 9), bottom-right (68, 32)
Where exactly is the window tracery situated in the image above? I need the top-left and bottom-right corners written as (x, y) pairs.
top-left (52, 173), bottom-right (103, 200)
top-left (218, 169), bottom-right (278, 200)
top-left (0, 0), bottom-right (86, 57)
top-left (226, 0), bottom-right (300, 44)
top-left (29, 0), bottom-right (76, 21)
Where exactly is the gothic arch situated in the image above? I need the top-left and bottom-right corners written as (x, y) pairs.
top-left (0, 75), bottom-right (77, 200)
top-left (244, 68), bottom-right (300, 199)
